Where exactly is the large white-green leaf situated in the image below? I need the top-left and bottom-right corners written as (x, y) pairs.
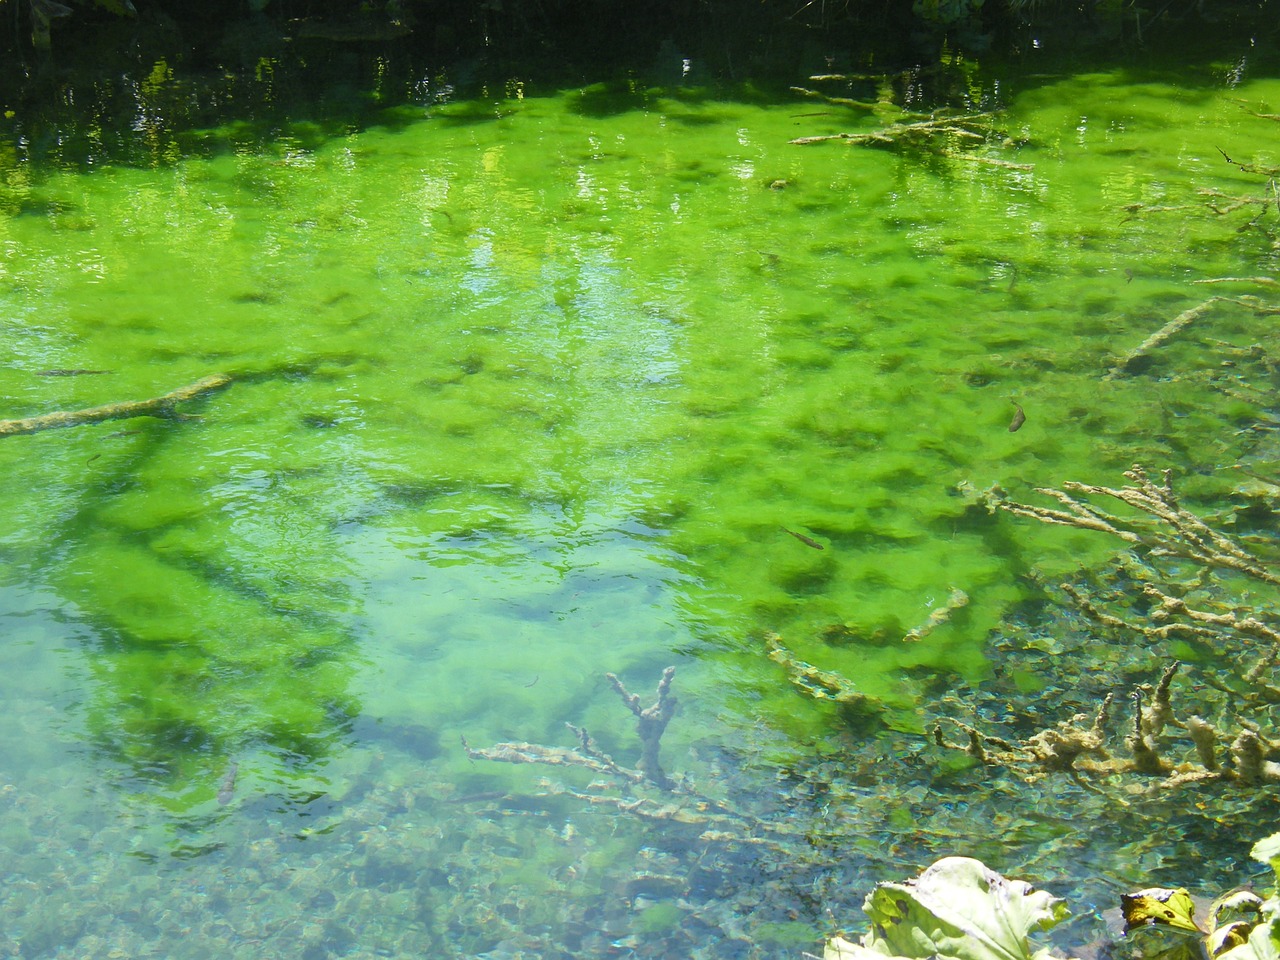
top-left (1252, 835), bottom-right (1280, 886)
top-left (825, 857), bottom-right (1070, 960)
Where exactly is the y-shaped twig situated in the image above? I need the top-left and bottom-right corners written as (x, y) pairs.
top-left (607, 666), bottom-right (678, 789)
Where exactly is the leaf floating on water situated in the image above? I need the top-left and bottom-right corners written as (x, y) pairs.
top-left (1121, 887), bottom-right (1203, 934)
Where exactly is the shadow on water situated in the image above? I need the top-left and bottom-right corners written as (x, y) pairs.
top-left (38, 407), bottom-right (367, 810)
top-left (12, 7), bottom-right (1262, 176)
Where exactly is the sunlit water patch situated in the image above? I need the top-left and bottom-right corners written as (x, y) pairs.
top-left (1, 64), bottom-right (1279, 958)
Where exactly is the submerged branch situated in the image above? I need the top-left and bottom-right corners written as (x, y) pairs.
top-left (958, 465), bottom-right (1280, 792)
top-left (1216, 147), bottom-right (1280, 178)
top-left (607, 667), bottom-right (678, 790)
top-left (766, 634), bottom-right (868, 708)
top-left (464, 667), bottom-right (679, 791)
top-left (1104, 294), bottom-right (1280, 379)
top-left (790, 112), bottom-right (996, 146)
top-left (1194, 276), bottom-right (1280, 289)
top-left (989, 464), bottom-right (1280, 587)
top-left (935, 661), bottom-right (1280, 791)
top-left (788, 86), bottom-right (876, 111)
top-left (0, 374), bottom-right (232, 437)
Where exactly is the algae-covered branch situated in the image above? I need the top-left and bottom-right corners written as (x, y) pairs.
top-left (0, 374), bottom-right (232, 437)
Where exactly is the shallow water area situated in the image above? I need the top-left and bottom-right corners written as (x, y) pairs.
top-left (1, 49), bottom-right (1279, 958)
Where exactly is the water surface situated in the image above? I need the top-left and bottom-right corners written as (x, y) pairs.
top-left (1, 57), bottom-right (1278, 958)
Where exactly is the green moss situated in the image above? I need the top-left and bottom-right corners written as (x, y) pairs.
top-left (1, 68), bottom-right (1276, 885)
top-left (633, 902), bottom-right (685, 935)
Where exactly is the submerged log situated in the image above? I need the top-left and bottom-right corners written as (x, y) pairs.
top-left (0, 374), bottom-right (231, 438)
top-left (1104, 296), bottom-right (1280, 380)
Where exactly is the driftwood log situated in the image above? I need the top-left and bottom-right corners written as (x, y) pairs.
top-left (0, 374), bottom-right (231, 438)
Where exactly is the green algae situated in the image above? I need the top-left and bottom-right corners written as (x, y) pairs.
top-left (0, 62), bottom-right (1278, 958)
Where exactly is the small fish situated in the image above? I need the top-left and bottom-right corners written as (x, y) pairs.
top-left (217, 762), bottom-right (238, 805)
top-left (35, 369), bottom-right (112, 377)
top-left (784, 528), bottom-right (825, 550)
top-left (1124, 268), bottom-right (1135, 283)
top-left (1008, 402), bottom-right (1026, 433)
top-left (523, 675), bottom-right (540, 687)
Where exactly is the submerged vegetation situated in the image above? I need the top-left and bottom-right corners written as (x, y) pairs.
top-left (0, 8), bottom-right (1279, 956)
top-left (455, 133), bottom-right (1280, 952)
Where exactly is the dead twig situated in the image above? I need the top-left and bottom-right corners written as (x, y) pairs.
top-left (607, 667), bottom-right (678, 790)
top-left (0, 374), bottom-right (232, 437)
top-left (1104, 296), bottom-right (1280, 380)
top-left (790, 112), bottom-right (995, 148)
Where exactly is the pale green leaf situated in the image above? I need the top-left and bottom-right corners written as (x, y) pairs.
top-left (1210, 921), bottom-right (1257, 958)
top-left (1211, 890), bottom-right (1266, 937)
top-left (1121, 887), bottom-right (1203, 934)
top-left (855, 857), bottom-right (1069, 960)
top-left (1252, 834), bottom-right (1280, 882)
top-left (826, 934), bottom-right (896, 960)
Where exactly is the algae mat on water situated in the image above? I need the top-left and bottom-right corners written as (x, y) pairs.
top-left (0, 65), bottom-right (1277, 957)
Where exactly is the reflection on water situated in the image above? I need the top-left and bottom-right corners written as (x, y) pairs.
top-left (1, 53), bottom-right (1279, 958)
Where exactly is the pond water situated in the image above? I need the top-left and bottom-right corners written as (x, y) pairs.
top-left (1, 47), bottom-right (1279, 959)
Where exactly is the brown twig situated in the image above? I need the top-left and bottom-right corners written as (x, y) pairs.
top-left (790, 113), bottom-right (995, 147)
top-left (989, 465), bottom-right (1280, 587)
top-left (607, 667), bottom-right (678, 790)
top-left (0, 374), bottom-right (232, 437)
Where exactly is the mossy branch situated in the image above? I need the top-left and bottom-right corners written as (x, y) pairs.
top-left (607, 666), bottom-right (677, 790)
top-left (461, 668), bottom-right (788, 846)
top-left (934, 661), bottom-right (1280, 791)
top-left (0, 374), bottom-right (232, 437)
top-left (956, 466), bottom-right (1280, 793)
top-left (788, 86), bottom-right (876, 111)
top-left (1103, 296), bottom-right (1280, 380)
top-left (791, 112), bottom-right (993, 145)
top-left (766, 634), bottom-right (868, 708)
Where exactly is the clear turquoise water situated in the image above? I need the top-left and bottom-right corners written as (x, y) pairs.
top-left (0, 55), bottom-right (1278, 958)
